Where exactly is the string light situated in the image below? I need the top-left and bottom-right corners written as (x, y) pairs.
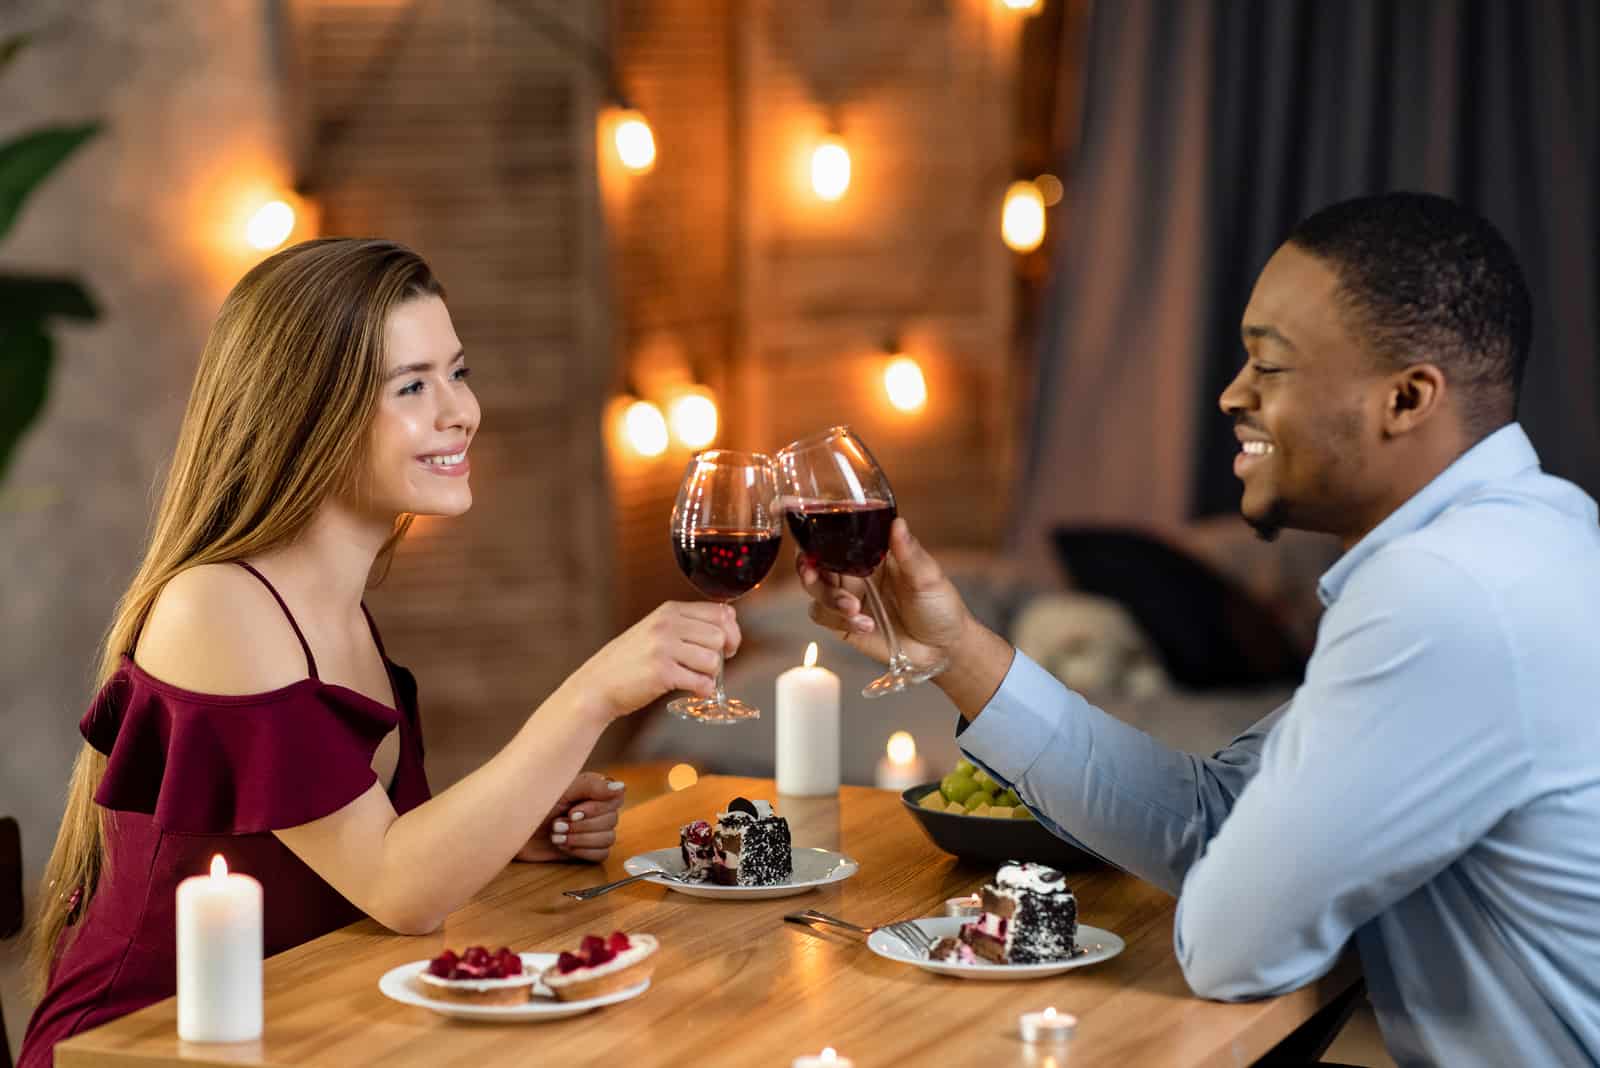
top-left (1002, 180), bottom-right (1046, 253)
top-left (811, 134), bottom-right (852, 201)
top-left (884, 355), bottom-right (927, 413)
top-left (611, 108), bottom-right (657, 173)
top-left (667, 387), bottom-right (719, 449)
top-left (621, 398), bottom-right (669, 457)
top-left (245, 199), bottom-right (296, 252)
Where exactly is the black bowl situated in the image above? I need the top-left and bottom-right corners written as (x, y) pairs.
top-left (899, 783), bottom-right (1103, 870)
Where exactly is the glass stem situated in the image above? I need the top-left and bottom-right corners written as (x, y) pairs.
top-left (860, 572), bottom-right (910, 674)
top-left (713, 656), bottom-right (729, 708)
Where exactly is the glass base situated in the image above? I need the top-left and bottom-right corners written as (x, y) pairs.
top-left (667, 695), bottom-right (762, 724)
top-left (861, 657), bottom-right (950, 699)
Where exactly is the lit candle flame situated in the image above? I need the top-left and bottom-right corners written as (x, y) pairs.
top-left (210, 854), bottom-right (228, 880)
top-left (820, 1051), bottom-right (837, 1063)
top-left (1043, 1007), bottom-right (1056, 1019)
top-left (804, 641), bottom-right (819, 668)
top-left (886, 730), bottom-right (916, 764)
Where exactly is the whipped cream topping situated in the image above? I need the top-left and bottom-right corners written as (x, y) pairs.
top-left (416, 963), bottom-right (536, 992)
top-left (996, 862), bottom-right (1070, 896)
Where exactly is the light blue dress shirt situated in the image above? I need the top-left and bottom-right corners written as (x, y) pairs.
top-left (958, 424), bottom-right (1600, 1067)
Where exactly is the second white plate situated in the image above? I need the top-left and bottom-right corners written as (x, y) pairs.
top-left (377, 953), bottom-right (649, 1021)
top-left (622, 846), bottom-right (858, 899)
top-left (866, 917), bottom-right (1124, 980)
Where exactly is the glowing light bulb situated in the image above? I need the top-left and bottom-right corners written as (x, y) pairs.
top-left (668, 763), bottom-right (698, 791)
top-left (1001, 0), bottom-right (1043, 11)
top-left (612, 109), bottom-right (657, 173)
top-left (887, 731), bottom-right (917, 764)
top-left (811, 136), bottom-right (851, 201)
top-left (884, 356), bottom-right (927, 413)
top-left (1002, 180), bottom-right (1047, 253)
top-left (245, 199), bottom-right (295, 251)
top-left (668, 389), bottom-right (718, 449)
top-left (622, 399), bottom-right (669, 457)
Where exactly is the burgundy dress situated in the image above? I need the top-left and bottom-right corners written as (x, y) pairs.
top-left (19, 563), bottom-right (432, 1068)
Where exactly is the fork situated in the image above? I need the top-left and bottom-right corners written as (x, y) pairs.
top-left (562, 868), bottom-right (691, 901)
top-left (783, 909), bottom-right (937, 956)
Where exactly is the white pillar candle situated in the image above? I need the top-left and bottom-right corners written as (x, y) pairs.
top-left (792, 1048), bottom-right (854, 1068)
top-left (1019, 1006), bottom-right (1077, 1044)
top-left (776, 642), bottom-right (841, 796)
top-left (874, 730), bottom-right (927, 791)
top-left (177, 854), bottom-right (263, 1043)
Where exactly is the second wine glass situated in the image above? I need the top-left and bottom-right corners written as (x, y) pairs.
top-left (776, 426), bottom-right (948, 698)
top-left (667, 450), bottom-right (783, 723)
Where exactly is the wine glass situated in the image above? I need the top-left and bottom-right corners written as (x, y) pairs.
top-left (776, 426), bottom-right (948, 698)
top-left (667, 450), bottom-right (784, 723)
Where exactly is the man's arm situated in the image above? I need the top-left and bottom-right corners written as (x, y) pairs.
top-left (958, 651), bottom-right (1289, 895)
top-left (1174, 547), bottom-right (1532, 1000)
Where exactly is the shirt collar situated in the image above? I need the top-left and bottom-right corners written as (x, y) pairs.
top-left (1317, 423), bottom-right (1540, 606)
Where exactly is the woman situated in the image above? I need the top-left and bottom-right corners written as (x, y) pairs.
top-left (19, 239), bottom-right (735, 1065)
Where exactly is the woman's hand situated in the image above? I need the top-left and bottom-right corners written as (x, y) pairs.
top-left (564, 602), bottom-right (741, 721)
top-left (515, 772), bottom-right (626, 863)
top-left (797, 518), bottom-right (970, 668)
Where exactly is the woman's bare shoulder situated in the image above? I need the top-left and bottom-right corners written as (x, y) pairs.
top-left (133, 563), bottom-right (312, 696)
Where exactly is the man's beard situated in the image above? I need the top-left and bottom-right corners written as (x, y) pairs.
top-left (1244, 498), bottom-right (1289, 543)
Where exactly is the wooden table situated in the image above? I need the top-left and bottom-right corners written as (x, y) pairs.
top-left (59, 776), bottom-right (1359, 1067)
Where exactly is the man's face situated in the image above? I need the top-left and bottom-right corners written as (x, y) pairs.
top-left (1219, 244), bottom-right (1392, 543)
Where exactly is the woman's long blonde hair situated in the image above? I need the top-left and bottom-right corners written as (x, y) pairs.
top-left (30, 238), bottom-right (444, 992)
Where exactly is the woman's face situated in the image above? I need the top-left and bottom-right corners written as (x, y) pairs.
top-left (361, 295), bottom-right (480, 519)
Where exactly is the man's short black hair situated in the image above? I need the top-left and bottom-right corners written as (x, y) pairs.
top-left (1287, 192), bottom-right (1532, 438)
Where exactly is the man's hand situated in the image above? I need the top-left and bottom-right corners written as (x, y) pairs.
top-left (515, 772), bottom-right (626, 863)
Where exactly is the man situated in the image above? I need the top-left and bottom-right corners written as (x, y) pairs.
top-left (800, 192), bottom-right (1600, 1067)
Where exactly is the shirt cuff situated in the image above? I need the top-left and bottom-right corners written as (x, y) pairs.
top-left (955, 651), bottom-right (1064, 787)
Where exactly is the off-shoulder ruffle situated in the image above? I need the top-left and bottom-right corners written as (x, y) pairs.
top-left (80, 657), bottom-right (403, 835)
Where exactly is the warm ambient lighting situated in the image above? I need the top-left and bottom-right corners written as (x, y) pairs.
top-left (1002, 180), bottom-right (1047, 253)
top-left (622, 399), bottom-right (669, 457)
top-left (668, 763), bottom-right (699, 791)
top-left (1000, 0), bottom-right (1044, 12)
top-left (245, 199), bottom-right (296, 251)
top-left (611, 109), bottom-right (657, 173)
top-left (1035, 172), bottom-right (1064, 206)
top-left (811, 135), bottom-right (851, 201)
top-left (803, 641), bottom-right (819, 668)
top-left (210, 854), bottom-right (229, 880)
top-left (883, 356), bottom-right (927, 413)
top-left (668, 388), bottom-right (719, 449)
top-left (886, 730), bottom-right (917, 765)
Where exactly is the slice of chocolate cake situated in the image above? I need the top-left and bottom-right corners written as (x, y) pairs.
top-left (710, 797), bottom-right (792, 886)
top-left (679, 819), bottom-right (715, 882)
top-left (958, 862), bottom-right (1077, 964)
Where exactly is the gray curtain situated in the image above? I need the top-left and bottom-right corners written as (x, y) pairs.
top-left (1016, 0), bottom-right (1600, 562)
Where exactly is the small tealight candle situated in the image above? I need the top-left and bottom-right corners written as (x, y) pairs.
top-left (1019, 1006), bottom-right (1077, 1045)
top-left (874, 730), bottom-right (927, 792)
top-left (792, 1048), bottom-right (853, 1068)
top-left (943, 893), bottom-right (983, 918)
top-left (177, 855), bottom-right (263, 1043)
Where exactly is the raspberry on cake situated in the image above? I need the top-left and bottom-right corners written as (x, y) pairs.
top-left (955, 862), bottom-right (1078, 965)
top-left (415, 945), bottom-right (537, 1005)
top-left (710, 797), bottom-right (792, 886)
top-left (542, 931), bottom-right (658, 1002)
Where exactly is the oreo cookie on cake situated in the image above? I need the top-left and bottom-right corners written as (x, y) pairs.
top-left (932, 862), bottom-right (1077, 965)
top-left (711, 797), bottom-right (792, 886)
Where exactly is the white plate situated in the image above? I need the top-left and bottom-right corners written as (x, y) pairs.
top-left (378, 953), bottom-right (650, 1021)
top-left (866, 917), bottom-right (1124, 980)
top-left (622, 846), bottom-right (858, 900)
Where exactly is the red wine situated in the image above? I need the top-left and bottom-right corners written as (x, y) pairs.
top-left (673, 529), bottom-right (782, 602)
top-left (785, 501), bottom-right (897, 577)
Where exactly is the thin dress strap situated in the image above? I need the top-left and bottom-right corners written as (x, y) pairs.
top-left (234, 560), bottom-right (319, 679)
top-left (360, 602), bottom-right (389, 662)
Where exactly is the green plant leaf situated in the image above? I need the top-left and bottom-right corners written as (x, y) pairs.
top-left (0, 122), bottom-right (102, 243)
top-left (0, 325), bottom-right (53, 483)
top-left (0, 273), bottom-right (98, 323)
top-left (0, 33), bottom-right (31, 74)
